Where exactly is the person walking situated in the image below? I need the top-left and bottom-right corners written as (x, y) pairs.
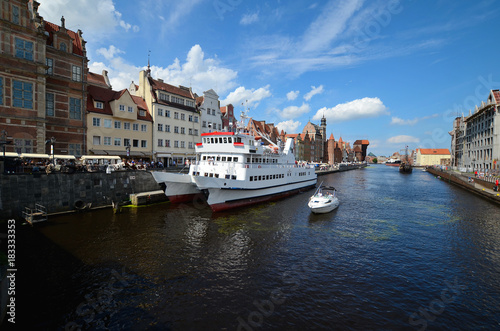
top-left (496, 178), bottom-right (499, 192)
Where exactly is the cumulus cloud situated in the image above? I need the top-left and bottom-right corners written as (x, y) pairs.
top-left (38, 0), bottom-right (139, 43)
top-left (304, 85), bottom-right (324, 101)
top-left (387, 135), bottom-right (420, 144)
top-left (89, 44), bottom-right (238, 94)
top-left (276, 120), bottom-right (301, 134)
top-left (221, 85), bottom-right (272, 109)
top-left (313, 97), bottom-right (389, 122)
top-left (287, 90), bottom-right (300, 101)
top-left (240, 12), bottom-right (259, 25)
top-left (278, 103), bottom-right (311, 119)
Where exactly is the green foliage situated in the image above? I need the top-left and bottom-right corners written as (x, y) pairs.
top-left (372, 158), bottom-right (378, 164)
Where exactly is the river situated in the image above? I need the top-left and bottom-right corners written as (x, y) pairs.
top-left (13, 164), bottom-right (500, 330)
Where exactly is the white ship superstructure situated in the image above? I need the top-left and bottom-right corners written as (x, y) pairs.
top-left (151, 116), bottom-right (317, 211)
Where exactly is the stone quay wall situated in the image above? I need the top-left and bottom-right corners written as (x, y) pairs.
top-left (0, 170), bottom-right (161, 220)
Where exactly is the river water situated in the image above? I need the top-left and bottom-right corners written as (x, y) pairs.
top-left (14, 165), bottom-right (500, 330)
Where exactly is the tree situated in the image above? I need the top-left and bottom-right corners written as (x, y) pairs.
top-left (372, 158), bottom-right (378, 164)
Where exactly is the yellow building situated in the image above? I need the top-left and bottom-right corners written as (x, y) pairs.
top-left (86, 73), bottom-right (152, 159)
top-left (415, 148), bottom-right (451, 166)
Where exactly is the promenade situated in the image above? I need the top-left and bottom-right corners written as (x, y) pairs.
top-left (426, 167), bottom-right (500, 205)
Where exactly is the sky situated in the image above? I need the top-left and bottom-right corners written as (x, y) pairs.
top-left (38, 0), bottom-right (500, 157)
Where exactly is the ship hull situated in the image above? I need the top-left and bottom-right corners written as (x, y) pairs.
top-left (150, 171), bottom-right (200, 202)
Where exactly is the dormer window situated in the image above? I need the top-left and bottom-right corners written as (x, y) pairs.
top-left (95, 101), bottom-right (104, 109)
top-left (60, 43), bottom-right (67, 52)
top-left (139, 110), bottom-right (146, 117)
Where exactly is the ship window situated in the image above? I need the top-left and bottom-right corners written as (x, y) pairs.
top-left (233, 157), bottom-right (238, 162)
top-left (197, 172), bottom-right (200, 176)
top-left (209, 173), bottom-right (213, 177)
top-left (250, 177), bottom-right (253, 181)
top-left (227, 157), bottom-right (232, 161)
top-left (215, 174), bottom-right (219, 178)
top-left (273, 175), bottom-right (276, 179)
top-left (247, 157), bottom-right (250, 162)
top-left (232, 175), bottom-right (236, 180)
top-left (203, 156), bottom-right (207, 160)
top-left (216, 156), bottom-right (221, 161)
top-left (222, 156), bottom-right (226, 161)
top-left (266, 175), bottom-right (269, 180)
top-left (225, 174), bottom-right (230, 179)
top-left (211, 138), bottom-right (214, 143)
top-left (224, 137), bottom-right (227, 143)
top-left (228, 137), bottom-right (232, 143)
top-left (192, 172), bottom-right (196, 176)
top-left (204, 173), bottom-right (208, 176)
top-left (219, 138), bottom-right (223, 143)
top-left (259, 176), bottom-right (262, 180)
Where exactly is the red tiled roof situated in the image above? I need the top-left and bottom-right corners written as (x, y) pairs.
top-left (417, 148), bottom-right (450, 155)
top-left (354, 139), bottom-right (370, 145)
top-left (149, 78), bottom-right (193, 99)
top-left (44, 21), bottom-right (84, 56)
top-left (87, 72), bottom-right (109, 88)
top-left (87, 85), bottom-right (116, 115)
top-left (329, 133), bottom-right (334, 140)
top-left (492, 90), bottom-right (500, 105)
top-left (132, 96), bottom-right (153, 122)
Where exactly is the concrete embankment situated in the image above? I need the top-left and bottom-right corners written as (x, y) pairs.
top-left (426, 167), bottom-right (500, 205)
top-left (316, 163), bottom-right (367, 175)
top-left (0, 170), bottom-right (162, 221)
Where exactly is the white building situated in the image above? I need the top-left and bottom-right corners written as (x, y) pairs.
top-left (196, 89), bottom-right (222, 134)
top-left (131, 69), bottom-right (201, 166)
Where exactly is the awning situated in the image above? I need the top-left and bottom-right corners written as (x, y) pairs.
top-left (81, 155), bottom-right (122, 160)
top-left (88, 149), bottom-right (109, 155)
top-left (156, 153), bottom-right (172, 157)
top-left (1, 152), bottom-right (21, 158)
top-left (20, 153), bottom-right (50, 159)
top-left (53, 154), bottom-right (76, 160)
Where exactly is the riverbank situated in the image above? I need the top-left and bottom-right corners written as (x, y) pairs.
top-left (315, 162), bottom-right (367, 175)
top-left (426, 167), bottom-right (500, 205)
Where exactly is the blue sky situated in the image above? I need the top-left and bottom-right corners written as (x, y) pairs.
top-left (39, 0), bottom-right (500, 156)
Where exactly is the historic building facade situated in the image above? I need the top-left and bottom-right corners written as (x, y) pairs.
top-left (0, 0), bottom-right (87, 155)
top-left (87, 71), bottom-right (152, 159)
top-left (196, 89), bottom-right (221, 134)
top-left (220, 104), bottom-right (238, 132)
top-left (132, 69), bottom-right (200, 166)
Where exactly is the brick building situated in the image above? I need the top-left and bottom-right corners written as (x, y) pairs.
top-left (0, 0), bottom-right (88, 155)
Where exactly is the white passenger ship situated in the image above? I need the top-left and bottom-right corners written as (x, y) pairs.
top-left (151, 128), bottom-right (317, 212)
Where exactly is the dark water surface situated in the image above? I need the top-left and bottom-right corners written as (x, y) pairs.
top-left (14, 165), bottom-right (500, 330)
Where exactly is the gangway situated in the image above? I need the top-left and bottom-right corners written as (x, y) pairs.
top-left (22, 203), bottom-right (47, 225)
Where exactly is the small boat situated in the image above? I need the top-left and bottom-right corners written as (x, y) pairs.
top-left (308, 184), bottom-right (339, 214)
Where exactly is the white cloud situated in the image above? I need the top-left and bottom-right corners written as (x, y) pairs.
top-left (287, 90), bottom-right (299, 101)
top-left (38, 0), bottom-right (139, 43)
top-left (276, 120), bottom-right (301, 134)
top-left (89, 44), bottom-right (238, 94)
top-left (96, 45), bottom-right (124, 61)
top-left (221, 85), bottom-right (272, 109)
top-left (391, 114), bottom-right (439, 126)
top-left (387, 135), bottom-right (420, 144)
top-left (240, 12), bottom-right (259, 25)
top-left (278, 103), bottom-right (311, 119)
top-left (313, 97), bottom-right (389, 122)
top-left (304, 85), bottom-right (324, 101)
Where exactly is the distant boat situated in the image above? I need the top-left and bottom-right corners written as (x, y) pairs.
top-left (308, 184), bottom-right (339, 214)
top-left (385, 160), bottom-right (401, 167)
top-left (399, 146), bottom-right (413, 174)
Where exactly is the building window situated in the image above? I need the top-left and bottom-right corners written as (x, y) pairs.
top-left (119, 105), bottom-right (125, 111)
top-left (46, 93), bottom-right (54, 116)
top-left (181, 113), bottom-right (185, 121)
top-left (72, 66), bottom-right (82, 82)
top-left (114, 121), bottom-right (121, 129)
top-left (194, 116), bottom-right (198, 123)
top-left (141, 124), bottom-right (147, 132)
top-left (189, 142), bottom-right (193, 149)
top-left (166, 110), bottom-right (170, 117)
top-left (133, 123), bottom-right (139, 131)
top-left (174, 141), bottom-right (179, 148)
top-left (174, 112), bottom-right (179, 119)
top-left (207, 109), bottom-right (210, 115)
top-left (93, 136), bottom-right (101, 145)
top-left (124, 138), bottom-right (130, 147)
top-left (181, 127), bottom-right (185, 134)
top-left (114, 138), bottom-right (121, 146)
top-left (189, 115), bottom-right (193, 122)
top-left (158, 139), bottom-right (163, 147)
top-left (103, 137), bottom-right (111, 145)
top-left (172, 96), bottom-right (184, 105)
top-left (69, 144), bottom-right (81, 156)
top-left (181, 141), bottom-right (185, 148)
top-left (165, 125), bottom-right (170, 132)
top-left (128, 106), bottom-right (134, 113)
top-left (159, 93), bottom-right (169, 102)
top-left (92, 117), bottom-right (101, 127)
top-left (189, 128), bottom-right (193, 135)
top-left (158, 123), bottom-right (163, 131)
top-left (212, 109), bottom-right (216, 115)
top-left (139, 110), bottom-right (146, 116)
top-left (60, 43), bottom-right (67, 52)
top-left (13, 80), bottom-right (33, 109)
top-left (141, 140), bottom-right (147, 148)
top-left (133, 139), bottom-right (139, 147)
top-left (95, 101), bottom-right (104, 109)
top-left (158, 108), bottom-right (163, 116)
top-left (15, 38), bottom-right (33, 61)
top-left (69, 98), bottom-right (81, 119)
top-left (104, 119), bottom-right (112, 128)
top-left (124, 122), bottom-right (131, 130)
top-left (174, 126), bottom-right (179, 133)
top-left (12, 5), bottom-right (19, 24)
top-left (186, 100), bottom-right (194, 107)
top-left (14, 139), bottom-right (33, 153)
top-left (202, 121), bottom-right (206, 128)
top-left (46, 58), bottom-right (54, 75)
top-left (194, 129), bottom-right (198, 136)
top-left (163, 139), bottom-right (169, 147)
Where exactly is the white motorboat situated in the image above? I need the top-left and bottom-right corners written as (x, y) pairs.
top-left (308, 185), bottom-right (339, 214)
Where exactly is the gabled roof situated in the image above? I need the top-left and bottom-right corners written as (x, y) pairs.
top-left (417, 148), bottom-right (450, 155)
top-left (354, 139), bottom-right (370, 145)
top-left (149, 78), bottom-right (194, 99)
top-left (44, 21), bottom-right (84, 56)
top-left (87, 72), bottom-right (109, 88)
top-left (491, 89), bottom-right (500, 105)
top-left (132, 96), bottom-right (153, 122)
